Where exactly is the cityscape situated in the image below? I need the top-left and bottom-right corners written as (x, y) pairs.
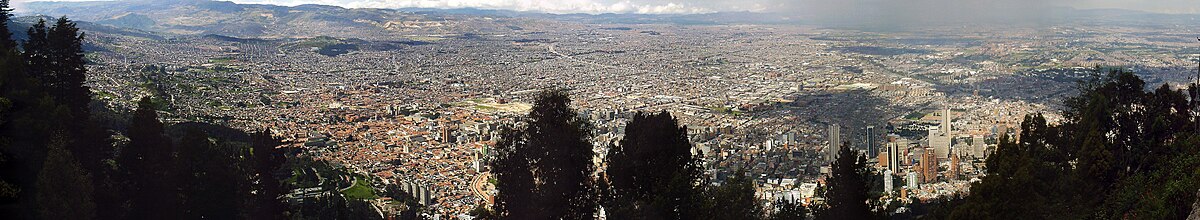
top-left (0, 0), bottom-right (1199, 219)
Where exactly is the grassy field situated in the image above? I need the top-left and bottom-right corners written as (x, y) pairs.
top-left (341, 177), bottom-right (379, 200)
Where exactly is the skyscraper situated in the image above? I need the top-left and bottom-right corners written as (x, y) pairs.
top-left (887, 142), bottom-right (901, 173)
top-left (827, 124), bottom-right (841, 163)
top-left (865, 125), bottom-right (876, 157)
top-left (943, 107), bottom-right (952, 137)
top-left (972, 135), bottom-right (987, 159)
top-left (883, 169), bottom-right (894, 193)
top-left (920, 147), bottom-right (937, 183)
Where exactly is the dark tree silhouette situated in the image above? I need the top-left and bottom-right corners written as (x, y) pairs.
top-left (768, 198), bottom-right (808, 220)
top-left (701, 170), bottom-right (761, 220)
top-left (819, 143), bottom-right (871, 220)
top-left (177, 128), bottom-right (242, 219)
top-left (45, 17), bottom-right (89, 123)
top-left (119, 97), bottom-right (179, 219)
top-left (604, 110), bottom-right (703, 219)
top-left (0, 0), bottom-right (15, 51)
top-left (489, 90), bottom-right (597, 219)
top-left (250, 130), bottom-right (287, 220)
top-left (35, 135), bottom-right (95, 220)
top-left (950, 69), bottom-right (1200, 219)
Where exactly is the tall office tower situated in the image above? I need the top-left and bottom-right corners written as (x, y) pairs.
top-left (943, 107), bottom-right (952, 136)
top-left (950, 152), bottom-right (961, 180)
top-left (865, 125), bottom-right (876, 157)
top-left (929, 126), bottom-right (951, 160)
top-left (921, 147), bottom-right (938, 183)
top-left (973, 135), bottom-right (987, 159)
top-left (887, 142), bottom-right (901, 173)
top-left (827, 124), bottom-right (841, 163)
top-left (883, 169), bottom-right (894, 193)
top-left (906, 172), bottom-right (920, 189)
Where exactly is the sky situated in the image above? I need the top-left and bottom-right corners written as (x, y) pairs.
top-left (17, 0), bottom-right (1200, 15)
top-left (224, 0), bottom-right (1200, 14)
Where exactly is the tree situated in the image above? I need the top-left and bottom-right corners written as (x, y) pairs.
top-left (177, 128), bottom-right (241, 219)
top-left (768, 199), bottom-right (808, 220)
top-left (701, 170), bottom-right (761, 220)
top-left (0, 0), bottom-right (15, 51)
top-left (490, 127), bottom-right (538, 219)
top-left (35, 135), bottom-right (95, 220)
top-left (489, 90), bottom-right (597, 219)
top-left (604, 110), bottom-right (703, 219)
top-left (819, 143), bottom-right (871, 220)
top-left (250, 130), bottom-right (287, 220)
top-left (119, 97), bottom-right (179, 219)
top-left (45, 17), bottom-right (89, 122)
top-left (951, 69), bottom-right (1200, 219)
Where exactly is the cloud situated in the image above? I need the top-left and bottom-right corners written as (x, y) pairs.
top-left (227, 0), bottom-right (754, 14)
top-left (220, 0), bottom-right (1199, 15)
top-left (19, 0), bottom-right (1200, 15)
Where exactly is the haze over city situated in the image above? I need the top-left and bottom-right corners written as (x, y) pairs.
top-left (0, 0), bottom-right (1198, 219)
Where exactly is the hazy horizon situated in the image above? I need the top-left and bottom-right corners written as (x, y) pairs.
top-left (16, 0), bottom-right (1200, 15)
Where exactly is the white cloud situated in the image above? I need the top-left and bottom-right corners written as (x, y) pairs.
top-left (20, 0), bottom-right (1200, 14)
top-left (228, 0), bottom-right (731, 14)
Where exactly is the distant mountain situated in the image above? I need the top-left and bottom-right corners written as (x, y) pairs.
top-left (19, 0), bottom-right (1200, 37)
top-left (21, 0), bottom-right (522, 39)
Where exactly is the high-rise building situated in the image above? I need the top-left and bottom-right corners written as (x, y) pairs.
top-left (883, 169), bottom-right (894, 193)
top-left (887, 142), bottom-right (901, 173)
top-left (865, 125), bottom-right (877, 157)
top-left (943, 107), bottom-right (952, 137)
top-left (972, 135), bottom-right (987, 159)
top-left (950, 152), bottom-right (961, 181)
top-left (929, 126), bottom-right (951, 159)
top-left (920, 147), bottom-right (937, 183)
top-left (906, 172), bottom-right (920, 189)
top-left (827, 124), bottom-right (841, 163)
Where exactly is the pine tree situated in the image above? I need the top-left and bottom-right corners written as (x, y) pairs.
top-left (0, 0), bottom-right (15, 51)
top-left (605, 110), bottom-right (703, 219)
top-left (701, 170), bottom-right (761, 220)
top-left (489, 90), bottom-right (597, 219)
top-left (35, 135), bottom-right (95, 220)
top-left (490, 127), bottom-right (538, 219)
top-left (22, 19), bottom-right (49, 90)
top-left (177, 128), bottom-right (240, 219)
top-left (768, 198), bottom-right (808, 220)
top-left (819, 143), bottom-right (871, 220)
top-left (250, 130), bottom-right (286, 220)
top-left (46, 17), bottom-right (89, 122)
top-left (119, 97), bottom-right (178, 219)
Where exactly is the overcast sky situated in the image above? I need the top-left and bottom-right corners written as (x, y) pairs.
top-left (17, 0), bottom-right (1200, 14)
top-left (220, 0), bottom-right (1199, 14)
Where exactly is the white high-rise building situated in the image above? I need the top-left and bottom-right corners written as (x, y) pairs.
top-left (929, 126), bottom-right (951, 159)
top-left (883, 169), bottom-right (894, 193)
top-left (887, 142), bottom-right (901, 172)
top-left (827, 124), bottom-right (841, 163)
top-left (906, 172), bottom-right (920, 189)
top-left (972, 135), bottom-right (987, 159)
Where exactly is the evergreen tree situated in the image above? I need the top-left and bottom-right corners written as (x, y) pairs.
top-left (46, 17), bottom-right (89, 122)
top-left (489, 90), bottom-right (597, 219)
top-left (177, 128), bottom-right (241, 219)
top-left (768, 199), bottom-right (808, 220)
top-left (951, 69), bottom-right (1200, 219)
top-left (250, 130), bottom-right (287, 220)
top-left (35, 135), bottom-right (95, 220)
top-left (818, 143), bottom-right (871, 220)
top-left (119, 97), bottom-right (179, 219)
top-left (490, 127), bottom-right (538, 219)
top-left (604, 110), bottom-right (703, 219)
top-left (0, 0), bottom-right (15, 51)
top-left (22, 19), bottom-right (49, 89)
top-left (701, 170), bottom-right (761, 220)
